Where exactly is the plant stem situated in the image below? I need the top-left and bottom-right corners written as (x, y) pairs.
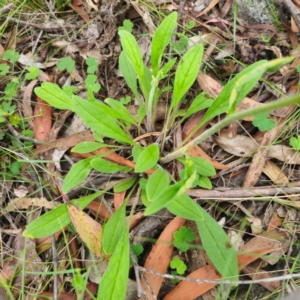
top-left (161, 94), bottom-right (300, 164)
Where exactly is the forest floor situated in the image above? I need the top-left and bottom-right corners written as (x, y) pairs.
top-left (1, 0), bottom-right (300, 299)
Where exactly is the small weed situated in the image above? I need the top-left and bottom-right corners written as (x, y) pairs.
top-left (173, 226), bottom-right (195, 252)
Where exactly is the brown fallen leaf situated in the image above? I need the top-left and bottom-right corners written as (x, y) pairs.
top-left (243, 128), bottom-right (278, 187)
top-left (33, 97), bottom-right (52, 142)
top-left (215, 135), bottom-right (300, 164)
top-left (263, 160), bottom-right (289, 185)
top-left (33, 130), bottom-right (95, 155)
top-left (71, 0), bottom-right (90, 23)
top-left (163, 247), bottom-right (280, 300)
top-left (114, 191), bottom-right (126, 210)
top-left (139, 216), bottom-right (186, 300)
top-left (67, 204), bottom-right (102, 257)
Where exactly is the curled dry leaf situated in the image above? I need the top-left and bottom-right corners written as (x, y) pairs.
top-left (215, 135), bottom-right (300, 164)
top-left (3, 197), bottom-right (58, 214)
top-left (67, 204), bottom-right (102, 257)
top-left (140, 216), bottom-right (186, 300)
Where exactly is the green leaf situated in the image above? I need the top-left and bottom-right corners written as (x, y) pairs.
top-left (35, 83), bottom-right (73, 110)
top-left (102, 203), bottom-right (126, 255)
top-left (196, 211), bottom-right (238, 281)
top-left (197, 176), bottom-right (212, 189)
top-left (86, 57), bottom-right (98, 74)
top-left (170, 257), bottom-right (187, 275)
top-left (160, 58), bottom-right (177, 78)
top-left (85, 74), bottom-right (101, 93)
top-left (91, 157), bottom-right (131, 173)
top-left (118, 30), bottom-right (144, 81)
top-left (173, 226), bottom-right (195, 252)
top-left (185, 20), bottom-right (196, 29)
top-left (139, 66), bottom-right (152, 101)
top-left (57, 56), bottom-right (75, 73)
top-left (184, 92), bottom-right (213, 119)
top-left (146, 168), bottom-right (170, 200)
top-left (189, 157), bottom-right (216, 176)
top-left (290, 136), bottom-right (300, 150)
top-left (25, 66), bottom-right (40, 80)
top-left (119, 51), bottom-right (138, 99)
top-left (166, 193), bottom-right (204, 221)
top-left (120, 96), bottom-right (131, 105)
top-left (23, 192), bottom-right (102, 238)
top-left (114, 176), bottom-right (137, 193)
top-left (138, 103), bottom-right (147, 125)
top-left (118, 19), bottom-right (133, 33)
top-left (151, 12), bottom-right (177, 76)
top-left (171, 44), bottom-right (204, 110)
top-left (201, 57), bottom-right (293, 126)
top-left (0, 64), bottom-right (9, 76)
top-left (145, 172), bottom-right (198, 216)
top-left (71, 95), bottom-right (134, 145)
top-left (72, 142), bottom-right (107, 154)
top-left (135, 144), bottom-right (159, 172)
top-left (3, 50), bottom-right (19, 63)
top-left (97, 230), bottom-right (130, 300)
top-left (145, 181), bottom-right (184, 215)
top-left (62, 157), bottom-right (93, 193)
top-left (252, 112), bottom-right (276, 131)
top-left (132, 145), bottom-right (143, 162)
top-left (105, 98), bottom-right (136, 125)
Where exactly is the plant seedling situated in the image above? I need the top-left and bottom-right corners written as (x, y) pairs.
top-left (173, 226), bottom-right (195, 252)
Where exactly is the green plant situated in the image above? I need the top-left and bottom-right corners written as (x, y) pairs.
top-left (290, 136), bottom-right (300, 151)
top-left (252, 111), bottom-right (276, 131)
top-left (173, 226), bottom-right (195, 252)
top-left (170, 256), bottom-right (187, 275)
top-left (21, 11), bottom-right (300, 299)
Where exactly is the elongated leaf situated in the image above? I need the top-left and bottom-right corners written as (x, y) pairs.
top-left (184, 92), bottom-right (213, 119)
top-left (23, 192), bottom-right (102, 238)
top-left (68, 204), bottom-right (102, 256)
top-left (166, 193), bottom-right (204, 221)
top-left (190, 157), bottom-right (216, 176)
top-left (196, 211), bottom-right (238, 281)
top-left (167, 194), bottom-right (238, 280)
top-left (72, 142), bottom-right (107, 154)
top-left (118, 30), bottom-right (144, 80)
top-left (145, 172), bottom-right (196, 215)
top-left (197, 176), bottom-right (212, 189)
top-left (91, 157), bottom-right (131, 174)
top-left (171, 44), bottom-right (203, 109)
top-left (35, 83), bottom-right (73, 110)
top-left (135, 143), bottom-right (159, 173)
top-left (71, 95), bottom-right (134, 145)
top-left (144, 181), bottom-right (183, 215)
top-left (102, 203), bottom-right (126, 255)
top-left (139, 66), bottom-right (152, 101)
top-left (146, 168), bottom-right (170, 200)
top-left (160, 57), bottom-right (177, 78)
top-left (114, 176), bottom-right (137, 193)
top-left (97, 230), bottom-right (130, 300)
top-left (200, 57), bottom-right (293, 126)
top-left (228, 57), bottom-right (293, 114)
top-left (62, 157), bottom-right (93, 194)
top-left (119, 51), bottom-right (138, 97)
top-left (151, 12), bottom-right (177, 75)
top-left (105, 98), bottom-right (136, 124)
